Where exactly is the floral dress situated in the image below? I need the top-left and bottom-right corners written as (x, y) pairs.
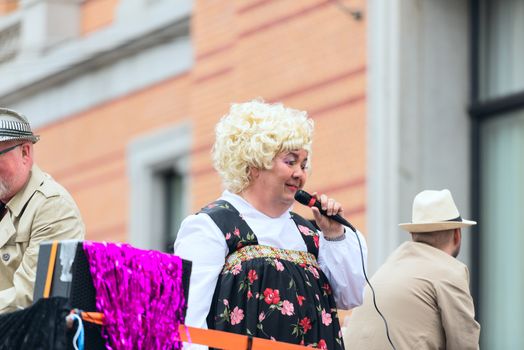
top-left (200, 200), bottom-right (344, 350)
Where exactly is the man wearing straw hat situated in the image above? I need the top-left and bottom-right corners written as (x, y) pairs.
top-left (344, 189), bottom-right (480, 350)
top-left (0, 108), bottom-right (85, 314)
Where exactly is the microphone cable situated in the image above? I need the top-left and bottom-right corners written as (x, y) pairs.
top-left (295, 189), bottom-right (396, 349)
top-left (350, 228), bottom-right (397, 350)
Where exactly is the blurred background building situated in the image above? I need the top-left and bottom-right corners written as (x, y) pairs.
top-left (0, 0), bottom-right (522, 348)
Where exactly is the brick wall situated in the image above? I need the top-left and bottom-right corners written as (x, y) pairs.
top-left (0, 0), bottom-right (17, 15)
top-left (81, 0), bottom-right (119, 35)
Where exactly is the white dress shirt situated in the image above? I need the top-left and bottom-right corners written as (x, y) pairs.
top-left (174, 190), bottom-right (367, 334)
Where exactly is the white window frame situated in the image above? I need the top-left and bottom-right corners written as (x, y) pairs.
top-left (127, 122), bottom-right (191, 250)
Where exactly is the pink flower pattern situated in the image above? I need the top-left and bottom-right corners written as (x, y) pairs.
top-left (230, 306), bottom-right (244, 325)
top-left (274, 259), bottom-right (284, 271)
top-left (298, 224), bottom-right (313, 236)
top-left (308, 265), bottom-right (320, 279)
top-left (281, 300), bottom-right (295, 316)
top-left (232, 264), bottom-right (242, 275)
top-left (321, 309), bottom-right (332, 326)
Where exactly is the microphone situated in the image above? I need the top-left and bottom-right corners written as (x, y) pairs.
top-left (294, 190), bottom-right (356, 232)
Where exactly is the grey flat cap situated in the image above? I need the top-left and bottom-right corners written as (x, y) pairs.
top-left (0, 108), bottom-right (39, 143)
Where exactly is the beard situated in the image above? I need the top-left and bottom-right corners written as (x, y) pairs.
top-left (0, 177), bottom-right (14, 202)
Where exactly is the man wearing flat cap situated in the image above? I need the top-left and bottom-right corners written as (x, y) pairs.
top-left (0, 108), bottom-right (85, 314)
top-left (344, 189), bottom-right (480, 350)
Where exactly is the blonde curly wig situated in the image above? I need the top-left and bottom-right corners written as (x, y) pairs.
top-left (212, 99), bottom-right (314, 193)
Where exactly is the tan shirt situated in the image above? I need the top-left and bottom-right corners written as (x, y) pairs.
top-left (344, 241), bottom-right (480, 350)
top-left (0, 165), bottom-right (85, 313)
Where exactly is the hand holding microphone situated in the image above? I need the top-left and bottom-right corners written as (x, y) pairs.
top-left (294, 190), bottom-right (356, 234)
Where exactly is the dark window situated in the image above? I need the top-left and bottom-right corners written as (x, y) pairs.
top-left (471, 0), bottom-right (524, 347)
top-left (157, 168), bottom-right (184, 253)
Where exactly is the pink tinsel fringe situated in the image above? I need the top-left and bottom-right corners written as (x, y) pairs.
top-left (83, 241), bottom-right (185, 350)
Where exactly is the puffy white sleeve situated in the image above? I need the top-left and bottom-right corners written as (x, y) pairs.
top-left (317, 229), bottom-right (368, 309)
top-left (173, 213), bottom-right (228, 330)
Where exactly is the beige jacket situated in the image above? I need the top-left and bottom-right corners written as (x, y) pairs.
top-left (0, 165), bottom-right (85, 313)
top-left (343, 241), bottom-right (480, 350)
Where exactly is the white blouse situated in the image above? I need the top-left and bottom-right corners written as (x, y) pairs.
top-left (174, 190), bottom-right (368, 332)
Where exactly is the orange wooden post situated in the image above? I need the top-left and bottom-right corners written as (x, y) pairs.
top-left (43, 241), bottom-right (58, 298)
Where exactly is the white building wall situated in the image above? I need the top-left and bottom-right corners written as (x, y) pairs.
top-left (368, 0), bottom-right (472, 271)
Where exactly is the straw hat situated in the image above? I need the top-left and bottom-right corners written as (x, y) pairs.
top-left (399, 189), bottom-right (476, 233)
top-left (0, 108), bottom-right (39, 143)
